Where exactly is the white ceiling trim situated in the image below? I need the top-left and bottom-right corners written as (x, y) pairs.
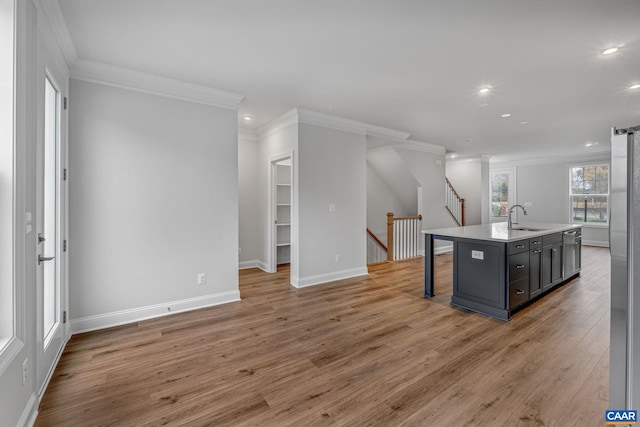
top-left (395, 140), bottom-right (446, 156)
top-left (297, 108), bottom-right (411, 140)
top-left (70, 59), bottom-right (245, 110)
top-left (33, 0), bottom-right (78, 66)
top-left (238, 128), bottom-right (259, 142)
top-left (490, 150), bottom-right (611, 168)
top-left (258, 108), bottom-right (299, 139)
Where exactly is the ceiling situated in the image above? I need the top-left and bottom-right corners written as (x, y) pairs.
top-left (56, 0), bottom-right (640, 161)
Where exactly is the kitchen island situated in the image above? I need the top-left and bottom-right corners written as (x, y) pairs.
top-left (423, 222), bottom-right (582, 320)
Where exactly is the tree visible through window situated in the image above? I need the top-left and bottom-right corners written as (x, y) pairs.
top-left (491, 173), bottom-right (509, 218)
top-left (570, 164), bottom-right (609, 224)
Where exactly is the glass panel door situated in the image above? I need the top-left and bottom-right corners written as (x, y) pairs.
top-left (490, 168), bottom-right (515, 223)
top-left (43, 76), bottom-right (58, 342)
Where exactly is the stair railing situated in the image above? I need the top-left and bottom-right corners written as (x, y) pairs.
top-left (386, 212), bottom-right (422, 261)
top-left (445, 177), bottom-right (465, 226)
top-left (366, 228), bottom-right (388, 264)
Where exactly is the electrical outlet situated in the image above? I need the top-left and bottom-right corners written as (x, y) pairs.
top-left (238, 247), bottom-right (242, 255)
top-left (22, 358), bottom-right (28, 386)
top-left (329, 203), bottom-right (336, 213)
top-left (197, 273), bottom-right (206, 285)
top-left (335, 254), bottom-right (340, 263)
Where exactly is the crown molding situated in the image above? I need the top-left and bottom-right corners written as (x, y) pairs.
top-left (258, 108), bottom-right (299, 139)
top-left (33, 0), bottom-right (78, 66)
top-left (297, 108), bottom-right (411, 140)
top-left (395, 139), bottom-right (446, 155)
top-left (490, 149), bottom-right (611, 167)
top-left (70, 59), bottom-right (244, 110)
top-left (238, 127), bottom-right (259, 142)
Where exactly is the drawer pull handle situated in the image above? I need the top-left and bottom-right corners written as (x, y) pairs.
top-left (516, 264), bottom-right (525, 269)
top-left (514, 289), bottom-right (525, 295)
top-left (516, 245), bottom-right (525, 249)
top-left (531, 250), bottom-right (540, 254)
top-left (532, 241), bottom-right (540, 244)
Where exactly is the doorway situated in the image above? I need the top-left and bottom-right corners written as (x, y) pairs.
top-left (270, 154), bottom-right (293, 275)
top-left (36, 46), bottom-right (68, 393)
top-left (490, 167), bottom-right (516, 223)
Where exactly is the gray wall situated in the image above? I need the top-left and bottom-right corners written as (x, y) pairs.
top-left (297, 123), bottom-right (367, 286)
top-left (366, 162), bottom-right (409, 242)
top-left (238, 130), bottom-right (259, 268)
top-left (68, 80), bottom-right (240, 327)
top-left (493, 157), bottom-right (610, 246)
top-left (446, 159), bottom-right (483, 226)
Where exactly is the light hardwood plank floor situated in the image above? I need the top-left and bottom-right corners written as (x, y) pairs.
top-left (35, 246), bottom-right (610, 426)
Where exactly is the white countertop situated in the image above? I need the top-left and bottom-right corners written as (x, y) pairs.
top-left (422, 222), bottom-right (582, 242)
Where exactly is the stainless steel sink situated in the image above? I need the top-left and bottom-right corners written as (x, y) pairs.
top-left (510, 227), bottom-right (544, 232)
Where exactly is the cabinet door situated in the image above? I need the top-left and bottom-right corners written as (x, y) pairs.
top-left (530, 249), bottom-right (542, 297)
top-left (551, 243), bottom-right (563, 284)
top-left (542, 246), bottom-right (553, 291)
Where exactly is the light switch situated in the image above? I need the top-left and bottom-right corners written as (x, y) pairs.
top-left (329, 204), bottom-right (336, 213)
top-left (524, 202), bottom-right (533, 207)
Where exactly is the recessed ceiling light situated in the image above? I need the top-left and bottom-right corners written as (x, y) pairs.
top-left (450, 154), bottom-right (458, 158)
top-left (243, 115), bottom-right (253, 121)
top-left (630, 84), bottom-right (640, 90)
top-left (465, 138), bottom-right (472, 143)
top-left (601, 47), bottom-right (619, 55)
top-left (585, 142), bottom-right (599, 147)
top-left (501, 113), bottom-right (511, 118)
top-left (519, 121), bottom-right (529, 125)
top-left (479, 87), bottom-right (491, 94)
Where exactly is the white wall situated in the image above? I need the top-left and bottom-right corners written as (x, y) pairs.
top-left (493, 155), bottom-right (611, 246)
top-left (446, 159), bottom-right (483, 226)
top-left (394, 146), bottom-right (450, 230)
top-left (68, 80), bottom-right (240, 330)
top-left (256, 117), bottom-right (298, 274)
top-left (366, 163), bottom-right (408, 241)
top-left (296, 122), bottom-right (367, 286)
top-left (238, 129), bottom-right (259, 268)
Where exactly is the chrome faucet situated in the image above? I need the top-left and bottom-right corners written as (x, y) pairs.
top-left (508, 204), bottom-right (528, 229)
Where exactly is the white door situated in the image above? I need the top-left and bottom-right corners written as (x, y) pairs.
top-left (36, 51), bottom-right (67, 393)
top-left (490, 168), bottom-right (516, 223)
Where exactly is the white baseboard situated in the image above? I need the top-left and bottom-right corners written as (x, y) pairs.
top-left (435, 243), bottom-right (454, 254)
top-left (70, 291), bottom-right (241, 334)
top-left (18, 392), bottom-right (38, 427)
top-left (239, 260), bottom-right (260, 270)
top-left (291, 267), bottom-right (368, 288)
top-left (256, 260), bottom-right (270, 272)
top-left (583, 240), bottom-right (609, 247)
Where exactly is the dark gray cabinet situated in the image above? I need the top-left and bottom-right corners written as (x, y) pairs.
top-left (542, 237), bottom-right (563, 291)
top-left (529, 247), bottom-right (542, 298)
top-left (430, 227), bottom-right (581, 321)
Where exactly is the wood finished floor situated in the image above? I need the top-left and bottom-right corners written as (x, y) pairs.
top-left (36, 247), bottom-right (610, 426)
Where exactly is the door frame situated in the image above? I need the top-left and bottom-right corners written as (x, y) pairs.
top-left (35, 33), bottom-right (68, 396)
top-left (268, 151), bottom-right (293, 274)
top-left (489, 167), bottom-right (517, 223)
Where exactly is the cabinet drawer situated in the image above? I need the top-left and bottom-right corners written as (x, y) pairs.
top-left (543, 232), bottom-right (562, 246)
top-left (509, 252), bottom-right (529, 281)
top-left (508, 239), bottom-right (529, 255)
top-left (529, 237), bottom-right (543, 248)
top-left (509, 277), bottom-right (530, 309)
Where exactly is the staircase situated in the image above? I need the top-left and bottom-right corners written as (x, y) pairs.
top-left (445, 177), bottom-right (465, 226)
top-left (367, 212), bottom-right (423, 264)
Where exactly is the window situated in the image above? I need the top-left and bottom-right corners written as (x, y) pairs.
top-left (0, 0), bottom-right (15, 348)
top-left (490, 168), bottom-right (515, 222)
top-left (569, 164), bottom-right (609, 225)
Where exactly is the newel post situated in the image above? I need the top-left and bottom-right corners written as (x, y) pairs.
top-left (386, 212), bottom-right (394, 261)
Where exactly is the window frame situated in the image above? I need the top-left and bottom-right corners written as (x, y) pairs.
top-left (568, 163), bottom-right (610, 227)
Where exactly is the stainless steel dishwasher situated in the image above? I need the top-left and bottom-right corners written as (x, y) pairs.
top-left (562, 229), bottom-right (581, 279)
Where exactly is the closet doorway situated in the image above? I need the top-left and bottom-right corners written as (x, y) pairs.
top-left (270, 155), bottom-right (292, 273)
